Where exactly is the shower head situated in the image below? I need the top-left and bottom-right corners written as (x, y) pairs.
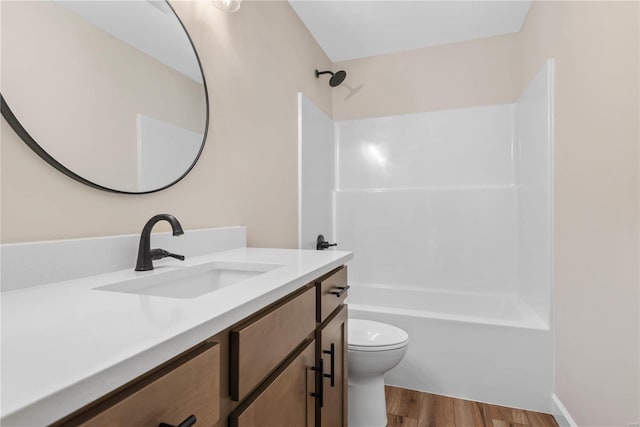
top-left (315, 69), bottom-right (347, 87)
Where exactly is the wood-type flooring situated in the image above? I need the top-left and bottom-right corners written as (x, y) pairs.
top-left (385, 386), bottom-right (559, 427)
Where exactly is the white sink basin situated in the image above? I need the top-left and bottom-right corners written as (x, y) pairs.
top-left (95, 261), bottom-right (283, 299)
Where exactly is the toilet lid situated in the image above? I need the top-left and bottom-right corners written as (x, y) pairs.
top-left (348, 319), bottom-right (408, 351)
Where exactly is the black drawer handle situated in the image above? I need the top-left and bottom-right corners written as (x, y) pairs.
top-left (330, 285), bottom-right (350, 298)
top-left (323, 343), bottom-right (335, 387)
top-left (310, 358), bottom-right (324, 407)
top-left (159, 415), bottom-right (196, 427)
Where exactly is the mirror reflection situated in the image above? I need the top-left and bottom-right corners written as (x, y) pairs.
top-left (1, 0), bottom-right (208, 193)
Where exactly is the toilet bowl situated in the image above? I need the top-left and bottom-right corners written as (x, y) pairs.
top-left (348, 319), bottom-right (409, 427)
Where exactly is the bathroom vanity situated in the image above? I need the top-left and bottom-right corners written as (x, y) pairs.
top-left (1, 229), bottom-right (351, 427)
top-left (52, 266), bottom-right (348, 427)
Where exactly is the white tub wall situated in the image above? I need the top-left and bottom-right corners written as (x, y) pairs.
top-left (336, 105), bottom-right (515, 190)
top-left (299, 63), bottom-right (555, 412)
top-left (347, 284), bottom-right (533, 323)
top-left (350, 307), bottom-right (553, 413)
top-left (298, 93), bottom-right (335, 250)
top-left (334, 105), bottom-right (518, 294)
top-left (335, 188), bottom-right (517, 293)
top-left (515, 59), bottom-right (554, 325)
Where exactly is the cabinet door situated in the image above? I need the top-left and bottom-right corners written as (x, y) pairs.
top-left (56, 342), bottom-right (220, 427)
top-left (319, 305), bottom-right (348, 427)
top-left (229, 339), bottom-right (316, 427)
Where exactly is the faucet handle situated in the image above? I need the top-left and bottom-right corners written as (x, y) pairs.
top-left (316, 234), bottom-right (337, 251)
top-left (150, 248), bottom-right (185, 261)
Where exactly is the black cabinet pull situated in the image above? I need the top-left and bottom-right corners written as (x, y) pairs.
top-left (330, 285), bottom-right (350, 298)
top-left (310, 358), bottom-right (324, 407)
top-left (159, 414), bottom-right (196, 427)
top-left (323, 343), bottom-right (335, 387)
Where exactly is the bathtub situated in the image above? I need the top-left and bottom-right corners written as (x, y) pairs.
top-left (346, 283), bottom-right (553, 413)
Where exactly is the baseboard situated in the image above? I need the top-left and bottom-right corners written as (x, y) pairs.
top-left (552, 394), bottom-right (578, 427)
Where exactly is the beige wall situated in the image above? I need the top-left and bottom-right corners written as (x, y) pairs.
top-left (1, 0), bottom-right (332, 246)
top-left (520, 2), bottom-right (639, 425)
top-left (332, 33), bottom-right (522, 120)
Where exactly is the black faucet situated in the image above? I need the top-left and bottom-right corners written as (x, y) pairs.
top-left (135, 214), bottom-right (185, 271)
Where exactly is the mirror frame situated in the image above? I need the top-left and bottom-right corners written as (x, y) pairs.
top-left (0, 1), bottom-right (209, 194)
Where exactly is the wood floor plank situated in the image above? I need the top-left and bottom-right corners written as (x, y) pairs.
top-left (418, 392), bottom-right (455, 427)
top-left (490, 421), bottom-right (529, 427)
top-left (386, 386), bottom-right (560, 427)
top-left (492, 403), bottom-right (529, 424)
top-left (453, 399), bottom-right (484, 426)
top-left (480, 403), bottom-right (530, 425)
top-left (480, 403), bottom-right (503, 427)
top-left (502, 408), bottom-right (529, 424)
top-left (525, 410), bottom-right (559, 427)
top-left (386, 386), bottom-right (421, 419)
top-left (388, 414), bottom-right (419, 427)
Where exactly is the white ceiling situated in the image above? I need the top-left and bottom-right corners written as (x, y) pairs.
top-left (289, 1), bottom-right (532, 62)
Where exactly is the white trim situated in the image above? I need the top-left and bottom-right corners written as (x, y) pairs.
top-left (552, 393), bottom-right (578, 427)
top-left (547, 57), bottom-right (556, 329)
top-left (332, 114), bottom-right (339, 242)
top-left (297, 92), bottom-right (303, 249)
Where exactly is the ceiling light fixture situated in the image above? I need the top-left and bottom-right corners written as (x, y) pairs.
top-left (212, 0), bottom-right (241, 13)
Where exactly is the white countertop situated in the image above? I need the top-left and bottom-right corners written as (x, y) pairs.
top-left (1, 247), bottom-right (352, 426)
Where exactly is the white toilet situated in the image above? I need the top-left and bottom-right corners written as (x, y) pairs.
top-left (348, 319), bottom-right (409, 427)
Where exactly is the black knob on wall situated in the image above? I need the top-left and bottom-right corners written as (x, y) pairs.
top-left (316, 234), bottom-right (337, 251)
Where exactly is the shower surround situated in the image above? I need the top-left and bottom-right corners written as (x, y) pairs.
top-left (299, 60), bottom-right (554, 412)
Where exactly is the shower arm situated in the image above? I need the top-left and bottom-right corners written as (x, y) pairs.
top-left (315, 70), bottom-right (334, 77)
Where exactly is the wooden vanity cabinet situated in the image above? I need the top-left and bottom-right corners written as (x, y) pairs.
top-left (316, 266), bottom-right (348, 323)
top-left (315, 266), bottom-right (349, 427)
top-left (54, 342), bottom-right (220, 427)
top-left (228, 339), bottom-right (316, 427)
top-left (230, 286), bottom-right (316, 402)
top-left (317, 305), bottom-right (348, 427)
top-left (230, 265), bottom-right (349, 427)
top-left (52, 265), bottom-right (348, 427)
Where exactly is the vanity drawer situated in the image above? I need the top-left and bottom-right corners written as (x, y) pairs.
top-left (316, 266), bottom-right (348, 323)
top-left (230, 286), bottom-right (316, 402)
top-left (60, 342), bottom-right (220, 427)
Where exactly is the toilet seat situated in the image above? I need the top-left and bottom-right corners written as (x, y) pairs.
top-left (348, 319), bottom-right (409, 352)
